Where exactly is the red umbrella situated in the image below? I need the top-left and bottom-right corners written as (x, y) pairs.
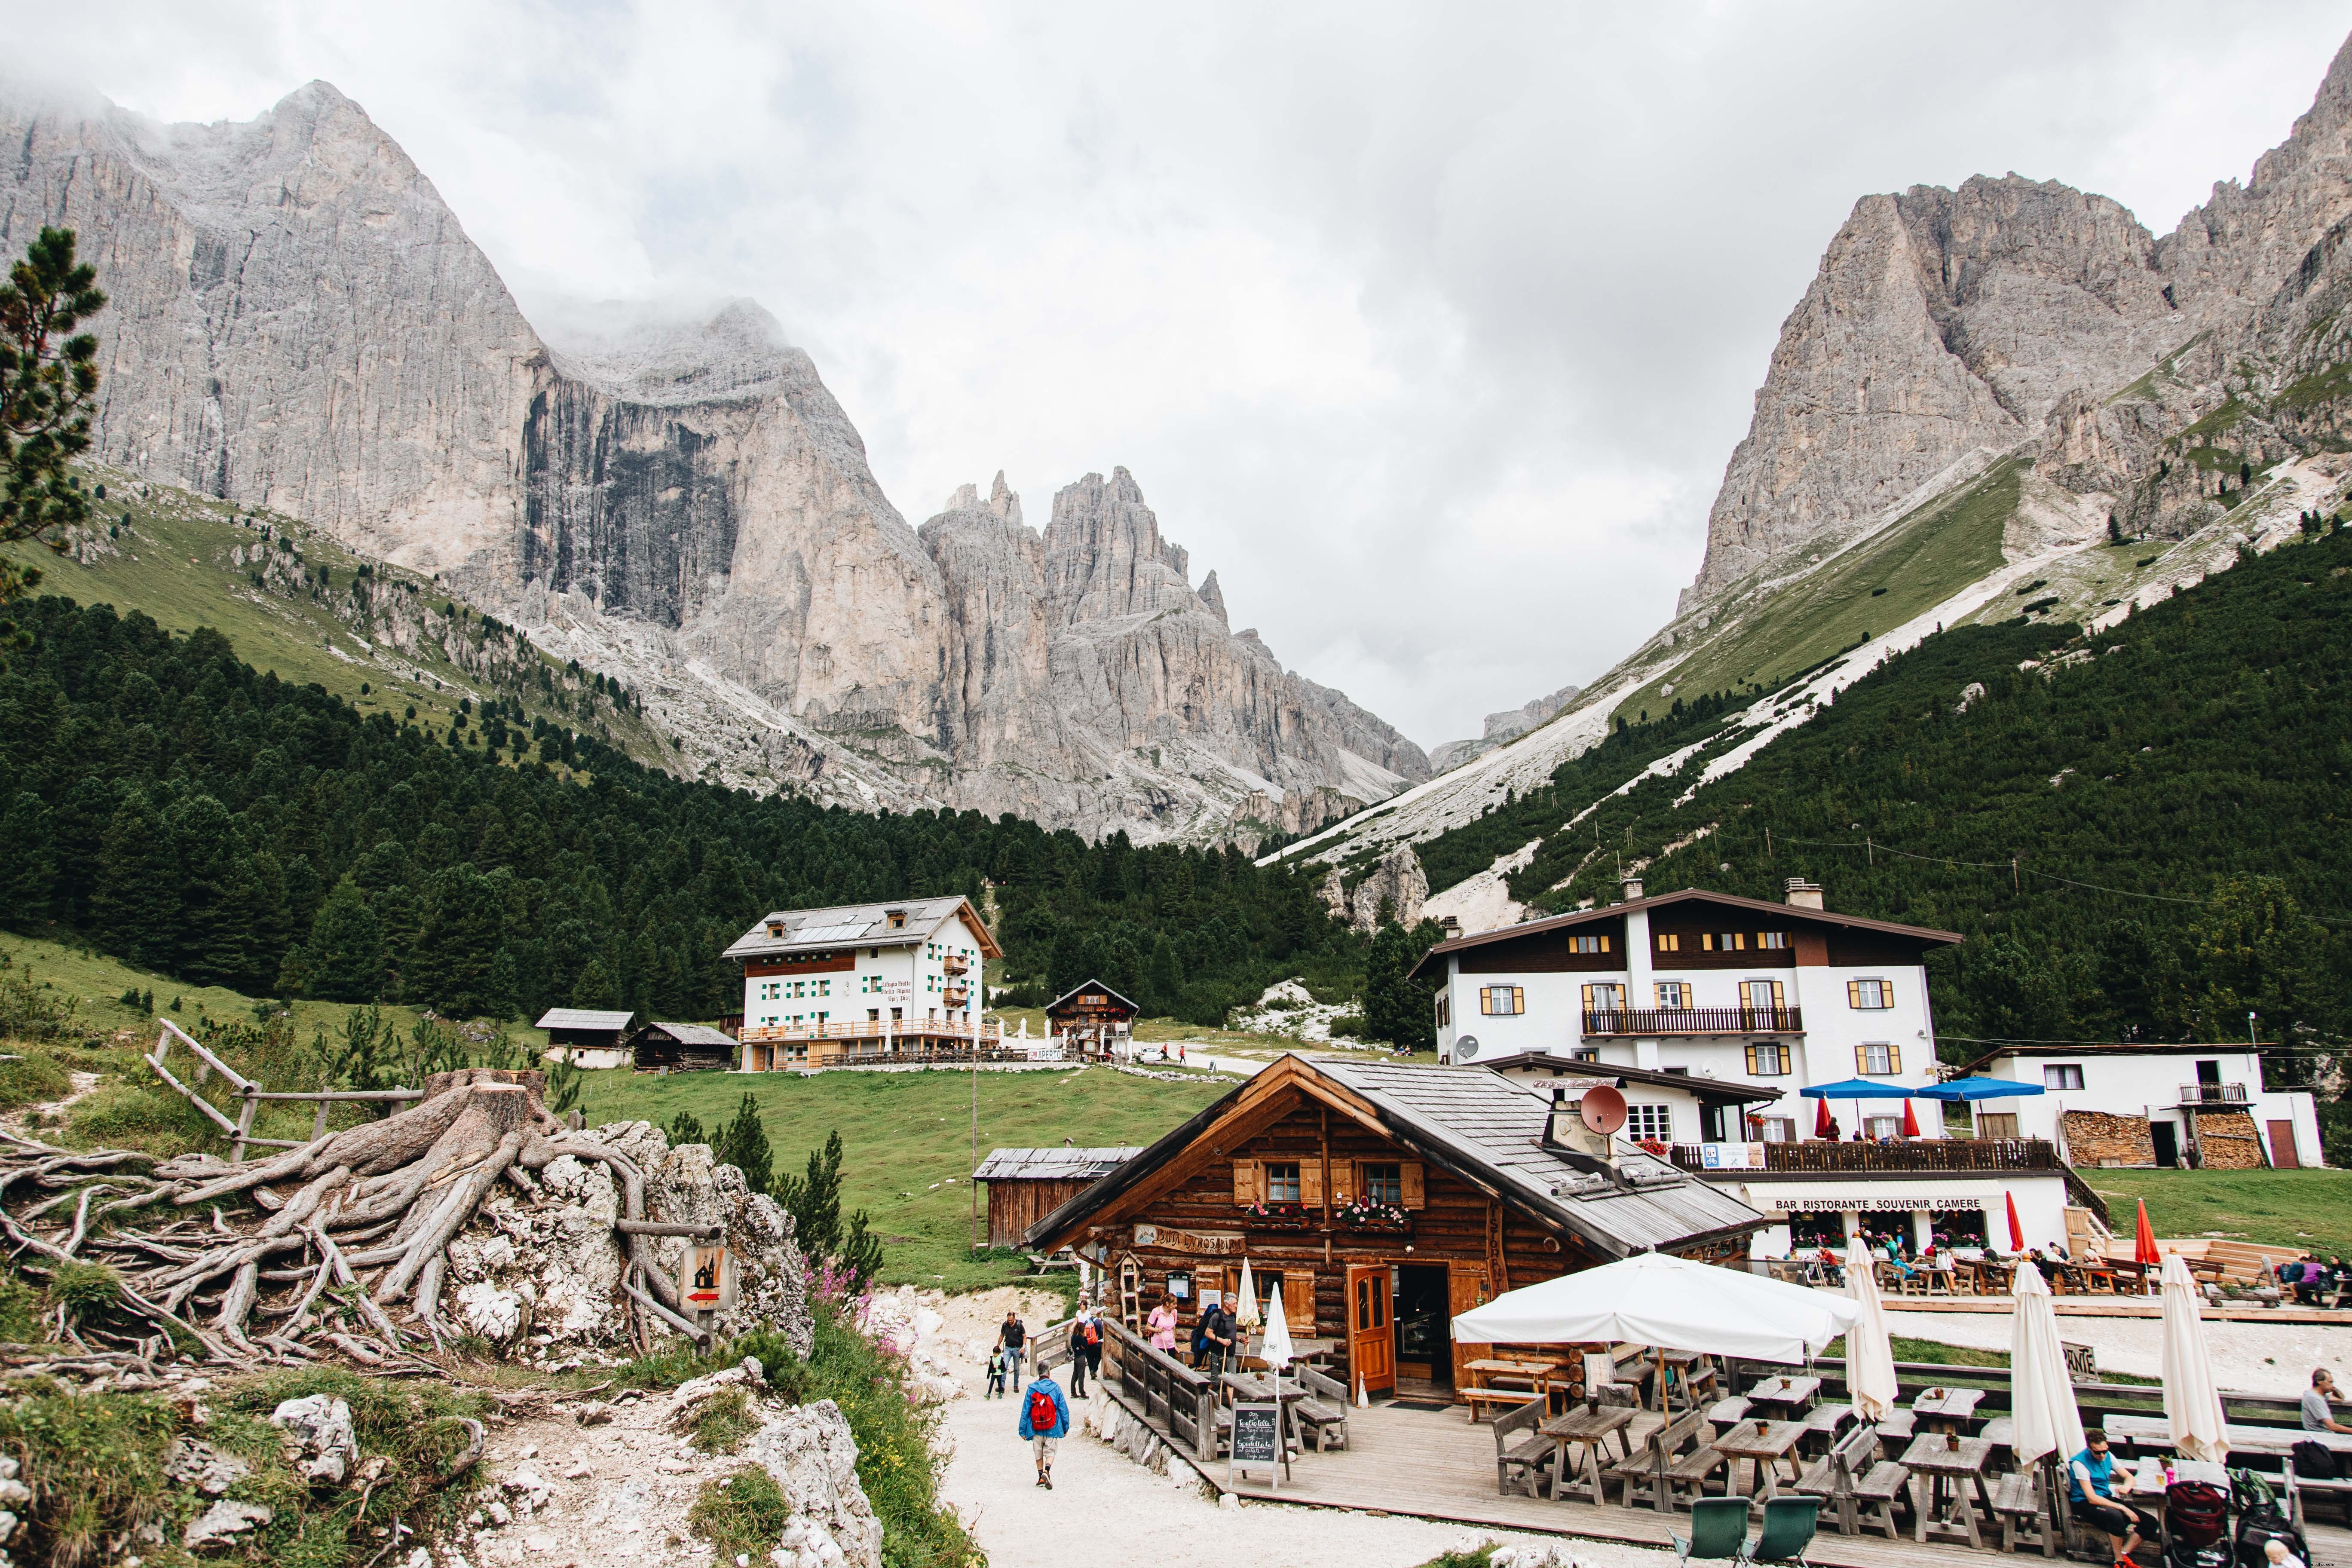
top-left (1814, 1097), bottom-right (1835, 1139)
top-left (2133, 1198), bottom-right (2160, 1267)
top-left (1899, 1097), bottom-right (1920, 1139)
top-left (2005, 1191), bottom-right (2026, 1252)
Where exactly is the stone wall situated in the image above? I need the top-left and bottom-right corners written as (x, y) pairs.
top-left (2195, 1110), bottom-right (2270, 1170)
top-left (2062, 1110), bottom-right (2156, 1167)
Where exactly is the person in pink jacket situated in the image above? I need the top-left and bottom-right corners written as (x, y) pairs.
top-left (1145, 1294), bottom-right (1179, 1353)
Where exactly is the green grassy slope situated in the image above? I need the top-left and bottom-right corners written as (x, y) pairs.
top-left (6, 468), bottom-right (665, 768)
top-left (576, 1066), bottom-right (1223, 1291)
top-left (1611, 458), bottom-right (2021, 726)
top-left (2086, 1170), bottom-right (2352, 1260)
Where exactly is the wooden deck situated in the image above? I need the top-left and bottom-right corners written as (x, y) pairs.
top-left (1099, 1383), bottom-right (2352, 1567)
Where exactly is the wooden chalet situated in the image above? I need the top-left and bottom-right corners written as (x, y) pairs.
top-left (627, 1021), bottom-right (740, 1072)
top-left (973, 1146), bottom-right (1141, 1249)
top-left (1046, 979), bottom-right (1139, 1060)
top-left (1026, 1054), bottom-right (1766, 1402)
top-left (536, 1008), bottom-right (637, 1069)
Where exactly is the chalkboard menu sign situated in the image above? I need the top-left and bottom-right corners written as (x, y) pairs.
top-left (1228, 1401), bottom-right (1286, 1488)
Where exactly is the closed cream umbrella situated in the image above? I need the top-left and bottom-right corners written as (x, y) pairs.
top-left (1843, 1238), bottom-right (1900, 1421)
top-left (2009, 1261), bottom-right (2086, 1465)
top-left (1235, 1258), bottom-right (1261, 1328)
top-left (1262, 1282), bottom-right (1295, 1372)
top-left (2162, 1252), bottom-right (2229, 1463)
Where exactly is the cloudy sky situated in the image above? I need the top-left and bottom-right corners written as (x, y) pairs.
top-left (21, 3), bottom-right (2352, 747)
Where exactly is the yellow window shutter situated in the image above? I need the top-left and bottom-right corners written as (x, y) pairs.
top-left (1888, 1045), bottom-right (1902, 1074)
top-left (1847, 979), bottom-right (1861, 1008)
top-left (1400, 1162), bottom-right (1426, 1210)
top-left (1301, 1162), bottom-right (1324, 1206)
top-left (1744, 1044), bottom-right (1759, 1075)
top-left (1512, 986), bottom-right (1524, 1014)
top-left (1332, 1160), bottom-right (1356, 1204)
top-left (1286, 1278), bottom-right (1316, 1331)
top-left (1855, 1044), bottom-right (1868, 1075)
top-left (1772, 980), bottom-right (1785, 1008)
top-left (1580, 983), bottom-right (1594, 1010)
top-left (1233, 1160), bottom-right (1259, 1205)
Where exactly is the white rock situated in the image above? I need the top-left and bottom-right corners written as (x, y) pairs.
top-left (502, 1464), bottom-right (554, 1512)
top-left (184, 1499), bottom-right (273, 1549)
top-left (270, 1393), bottom-right (359, 1485)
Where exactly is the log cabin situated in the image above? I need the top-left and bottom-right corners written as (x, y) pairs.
top-left (626, 1021), bottom-right (741, 1072)
top-left (1045, 980), bottom-right (1139, 1060)
top-left (973, 1146), bottom-right (1142, 1249)
top-left (1027, 1054), bottom-right (1767, 1402)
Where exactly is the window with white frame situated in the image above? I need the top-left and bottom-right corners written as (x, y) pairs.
top-left (1758, 931), bottom-right (1790, 950)
top-left (1626, 1104), bottom-right (1673, 1142)
top-left (1857, 1042), bottom-right (1900, 1075)
top-left (1655, 980), bottom-right (1691, 1008)
top-left (1479, 986), bottom-right (1524, 1016)
top-left (1864, 1115), bottom-right (1902, 1139)
top-left (1581, 983), bottom-right (1626, 1012)
top-left (1755, 1117), bottom-right (1796, 1143)
top-left (2043, 1064), bottom-right (2084, 1090)
top-left (1848, 978), bottom-right (1894, 1010)
top-left (1744, 1042), bottom-right (1789, 1076)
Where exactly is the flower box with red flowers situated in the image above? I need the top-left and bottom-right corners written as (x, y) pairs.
top-left (1240, 1200), bottom-right (1314, 1230)
top-left (1333, 1199), bottom-right (1410, 1233)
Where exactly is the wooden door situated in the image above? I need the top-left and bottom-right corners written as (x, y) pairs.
top-left (2269, 1120), bottom-right (2301, 1169)
top-left (1447, 1263), bottom-right (1491, 1396)
top-left (1346, 1264), bottom-right (1393, 1394)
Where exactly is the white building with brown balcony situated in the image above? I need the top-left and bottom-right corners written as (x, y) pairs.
top-left (723, 896), bottom-right (1002, 1069)
top-left (1952, 1042), bottom-right (2324, 1171)
top-left (1407, 878), bottom-right (2096, 1258)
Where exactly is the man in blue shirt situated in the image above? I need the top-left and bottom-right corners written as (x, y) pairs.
top-left (2067, 1428), bottom-right (2155, 1567)
top-left (1018, 1368), bottom-right (1072, 1490)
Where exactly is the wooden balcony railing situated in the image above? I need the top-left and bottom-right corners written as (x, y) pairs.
top-left (1583, 1006), bottom-right (1803, 1036)
top-left (2179, 1083), bottom-right (2249, 1106)
top-left (740, 1017), bottom-right (1001, 1044)
top-left (943, 954), bottom-right (970, 975)
top-left (1667, 1137), bottom-right (2063, 1174)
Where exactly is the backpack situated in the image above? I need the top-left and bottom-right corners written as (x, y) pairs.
top-left (1026, 1385), bottom-right (1058, 1432)
top-left (2291, 1439), bottom-right (2336, 1479)
top-left (1083, 1319), bottom-right (1102, 1346)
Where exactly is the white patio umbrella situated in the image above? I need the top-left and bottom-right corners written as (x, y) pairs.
top-left (2162, 1253), bottom-right (2229, 1463)
top-left (1234, 1258), bottom-right (1262, 1328)
top-left (1262, 1282), bottom-right (1295, 1371)
top-left (1843, 1239), bottom-right (1900, 1421)
top-left (1453, 1250), bottom-right (1860, 1363)
top-left (2009, 1261), bottom-right (2086, 1464)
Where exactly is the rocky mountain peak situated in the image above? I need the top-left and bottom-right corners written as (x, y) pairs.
top-left (1041, 466), bottom-right (1199, 624)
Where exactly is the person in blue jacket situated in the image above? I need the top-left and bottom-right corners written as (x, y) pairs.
top-left (1018, 1367), bottom-right (1072, 1490)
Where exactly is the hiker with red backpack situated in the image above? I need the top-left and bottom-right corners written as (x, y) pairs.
top-left (1018, 1366), bottom-right (1072, 1489)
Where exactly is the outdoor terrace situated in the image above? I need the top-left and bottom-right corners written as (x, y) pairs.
top-left (1664, 1139), bottom-right (2064, 1174)
top-left (1583, 1007), bottom-right (1804, 1035)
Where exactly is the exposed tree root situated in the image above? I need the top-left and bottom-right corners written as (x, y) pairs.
top-left (2, 1068), bottom-right (682, 1370)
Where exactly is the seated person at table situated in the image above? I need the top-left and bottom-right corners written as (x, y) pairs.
top-left (2303, 1368), bottom-right (2351, 1435)
top-left (2068, 1429), bottom-right (2156, 1568)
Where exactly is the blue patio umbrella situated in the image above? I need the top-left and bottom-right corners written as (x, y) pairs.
top-left (1800, 1077), bottom-right (1921, 1142)
top-left (1914, 1076), bottom-right (2045, 1101)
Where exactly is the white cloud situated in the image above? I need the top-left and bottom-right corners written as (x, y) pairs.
top-left (28, 0), bottom-right (2352, 745)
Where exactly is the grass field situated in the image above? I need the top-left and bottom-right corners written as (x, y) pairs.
top-left (576, 1065), bottom-right (1225, 1291)
top-left (2083, 1168), bottom-right (2352, 1260)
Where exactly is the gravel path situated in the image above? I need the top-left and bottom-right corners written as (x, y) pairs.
top-left (928, 1287), bottom-right (1677, 1568)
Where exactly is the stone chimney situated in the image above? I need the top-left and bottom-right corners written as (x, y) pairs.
top-left (1784, 877), bottom-right (1824, 910)
top-left (1439, 914), bottom-right (1462, 940)
top-left (1619, 875), bottom-right (1644, 903)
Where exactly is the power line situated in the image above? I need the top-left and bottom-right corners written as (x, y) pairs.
top-left (1936, 1032), bottom-right (2338, 1051)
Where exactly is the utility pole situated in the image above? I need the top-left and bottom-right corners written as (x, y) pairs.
top-left (971, 1017), bottom-right (981, 1255)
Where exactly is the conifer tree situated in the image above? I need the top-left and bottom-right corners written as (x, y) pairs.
top-left (0, 228), bottom-right (106, 605)
top-left (714, 1092), bottom-right (772, 1194)
top-left (291, 879), bottom-right (385, 1001)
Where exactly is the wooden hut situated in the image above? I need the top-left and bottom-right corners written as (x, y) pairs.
top-left (1026, 1054), bottom-right (1765, 1402)
top-left (1045, 980), bottom-right (1139, 1060)
top-left (627, 1021), bottom-right (740, 1073)
top-left (973, 1146), bottom-right (1142, 1249)
top-left (536, 1008), bottom-right (637, 1069)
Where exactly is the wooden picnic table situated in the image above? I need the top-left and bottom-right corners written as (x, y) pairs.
top-left (1219, 1371), bottom-right (1308, 1455)
top-left (1710, 1417), bottom-right (1808, 1506)
top-left (1746, 1374), bottom-right (1820, 1414)
top-left (1899, 1433), bottom-right (1997, 1549)
top-left (1911, 1385), bottom-right (1984, 1433)
top-left (1462, 1356), bottom-right (1566, 1423)
top-left (2104, 1412), bottom-right (2352, 1458)
top-left (1542, 1403), bottom-right (1638, 1504)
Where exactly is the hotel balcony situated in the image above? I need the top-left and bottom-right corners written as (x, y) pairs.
top-left (1666, 1137), bottom-right (2062, 1174)
top-left (943, 953), bottom-right (970, 975)
top-left (1582, 1006), bottom-right (1803, 1036)
top-left (2178, 1083), bottom-right (2250, 1107)
top-left (942, 985), bottom-right (971, 1007)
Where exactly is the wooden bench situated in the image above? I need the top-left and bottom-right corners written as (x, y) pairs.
top-left (1795, 1420), bottom-right (1902, 1538)
top-left (1873, 1409), bottom-right (1916, 1457)
top-left (1799, 1402), bottom-right (1854, 1456)
top-left (1291, 1364), bottom-right (1351, 1453)
top-left (2286, 1466), bottom-right (2352, 1529)
top-left (1664, 1438), bottom-right (1730, 1511)
top-left (1492, 1394), bottom-right (1556, 1498)
top-left (1464, 1384), bottom-right (1544, 1424)
top-left (1989, 1460), bottom-right (2060, 1557)
top-left (1608, 1404), bottom-right (1714, 1513)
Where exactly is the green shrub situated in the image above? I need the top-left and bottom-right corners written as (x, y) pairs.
top-left (0, 1051), bottom-right (70, 1113)
top-left (0, 1386), bottom-right (181, 1568)
top-left (1325, 1012), bottom-right (1367, 1037)
top-left (47, 1260), bottom-right (119, 1316)
top-left (688, 1465), bottom-right (791, 1561)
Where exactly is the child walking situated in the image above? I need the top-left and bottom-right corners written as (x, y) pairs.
top-left (984, 1344), bottom-right (1008, 1398)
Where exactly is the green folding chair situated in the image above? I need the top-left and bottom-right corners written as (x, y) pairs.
top-left (1744, 1495), bottom-right (1819, 1566)
top-left (1673, 1497), bottom-right (1752, 1568)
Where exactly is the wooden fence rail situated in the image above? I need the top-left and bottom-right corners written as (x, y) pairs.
top-left (147, 1019), bottom-right (423, 1161)
top-left (1101, 1314), bottom-right (1218, 1463)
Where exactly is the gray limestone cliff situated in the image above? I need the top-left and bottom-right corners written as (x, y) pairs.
top-left (2, 78), bottom-right (1427, 840)
top-left (1429, 681), bottom-right (1585, 773)
top-left (1685, 31), bottom-right (2352, 609)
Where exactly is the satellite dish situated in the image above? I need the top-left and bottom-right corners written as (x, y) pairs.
top-left (1580, 1084), bottom-right (1628, 1136)
top-left (1455, 1035), bottom-right (1479, 1060)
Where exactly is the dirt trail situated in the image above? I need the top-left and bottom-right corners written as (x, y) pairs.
top-left (0, 1069), bottom-right (101, 1139)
